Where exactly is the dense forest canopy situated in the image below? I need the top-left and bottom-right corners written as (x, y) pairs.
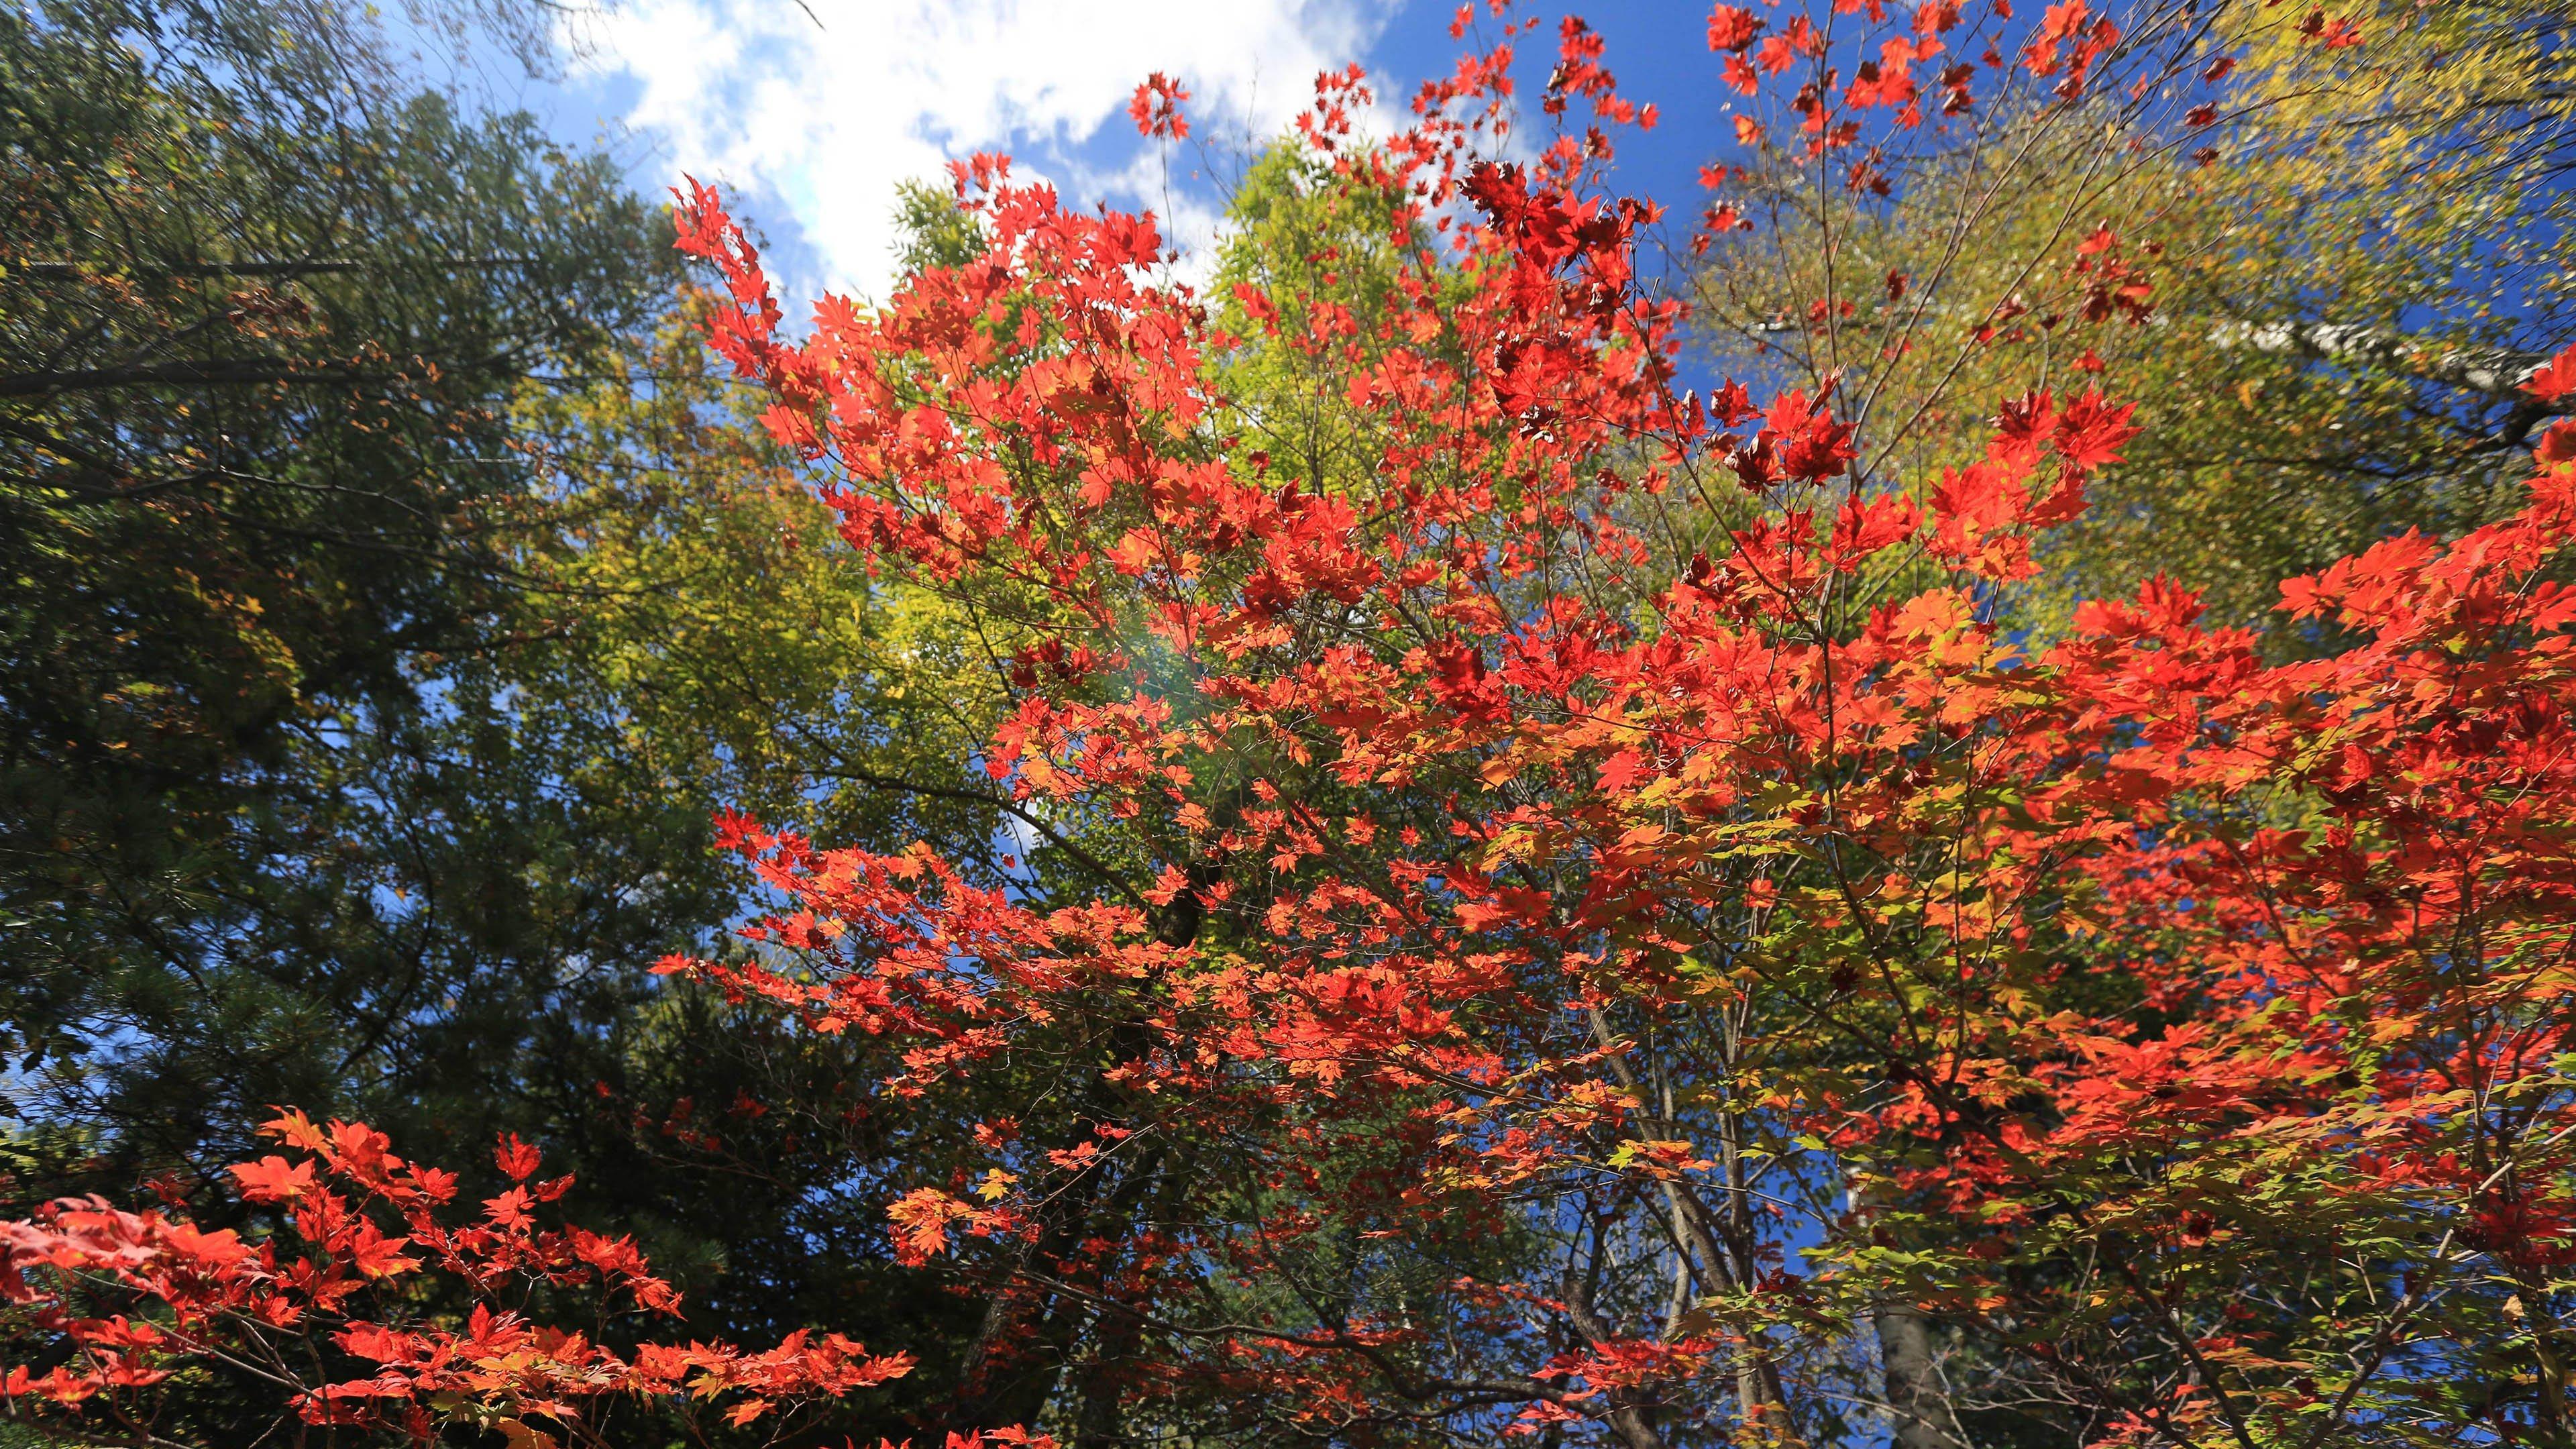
top-left (4, 3), bottom-right (2575, 1448)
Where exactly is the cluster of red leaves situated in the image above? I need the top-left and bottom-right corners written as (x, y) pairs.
top-left (2, 1112), bottom-right (918, 1441)
top-left (1128, 72), bottom-right (1191, 142)
top-left (1690, 0), bottom-right (2363, 231)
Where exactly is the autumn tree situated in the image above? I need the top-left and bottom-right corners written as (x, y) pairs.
top-left (10, 7), bottom-right (2576, 1449)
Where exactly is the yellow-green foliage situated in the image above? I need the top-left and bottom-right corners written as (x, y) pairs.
top-left (1691, 0), bottom-right (2575, 644)
top-left (506, 289), bottom-right (1019, 871)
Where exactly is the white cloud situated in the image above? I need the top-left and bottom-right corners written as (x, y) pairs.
top-left (570, 0), bottom-right (1401, 302)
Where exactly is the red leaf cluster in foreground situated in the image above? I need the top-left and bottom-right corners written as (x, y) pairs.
top-left (4, 1112), bottom-right (923, 1440)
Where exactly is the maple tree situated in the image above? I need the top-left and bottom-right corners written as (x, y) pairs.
top-left (9, 3), bottom-right (2576, 1448)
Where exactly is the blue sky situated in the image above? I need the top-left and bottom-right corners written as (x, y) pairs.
top-left (484, 0), bottom-right (1731, 307)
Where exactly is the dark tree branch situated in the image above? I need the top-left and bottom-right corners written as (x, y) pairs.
top-left (0, 354), bottom-right (516, 400)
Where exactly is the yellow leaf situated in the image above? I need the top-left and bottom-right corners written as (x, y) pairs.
top-left (499, 1420), bottom-right (559, 1449)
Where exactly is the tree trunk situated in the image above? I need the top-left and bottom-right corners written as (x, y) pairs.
top-left (2206, 319), bottom-right (2557, 403)
top-left (1874, 1301), bottom-right (1963, 1449)
top-left (1851, 1173), bottom-right (1964, 1449)
top-left (1017, 873), bottom-right (1209, 1446)
top-left (1561, 1267), bottom-right (1671, 1449)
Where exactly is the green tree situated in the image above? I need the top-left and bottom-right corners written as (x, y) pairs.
top-left (0, 22), bottom-right (1034, 1434)
top-left (0, 0), bottom-right (679, 1177)
top-left (1690, 0), bottom-right (2576, 643)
